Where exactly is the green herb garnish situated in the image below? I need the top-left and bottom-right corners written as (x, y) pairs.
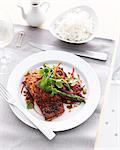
top-left (27, 102), bottom-right (34, 109)
top-left (38, 63), bottom-right (86, 103)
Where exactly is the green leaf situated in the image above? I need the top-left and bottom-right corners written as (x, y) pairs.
top-left (51, 88), bottom-right (58, 96)
top-left (44, 68), bottom-right (49, 77)
top-left (44, 67), bottom-right (52, 77)
top-left (55, 81), bottom-right (63, 88)
top-left (38, 77), bottom-right (48, 89)
top-left (39, 69), bottom-right (44, 76)
top-left (39, 64), bottom-right (52, 77)
top-left (43, 64), bottom-right (47, 67)
top-left (45, 86), bottom-right (52, 93)
top-left (51, 92), bottom-right (55, 97)
top-left (27, 102), bottom-right (34, 109)
top-left (47, 78), bottom-right (53, 84)
top-left (53, 88), bottom-right (58, 94)
top-left (44, 68), bottom-right (49, 73)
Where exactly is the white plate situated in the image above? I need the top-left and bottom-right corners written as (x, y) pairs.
top-left (7, 51), bottom-right (101, 131)
top-left (49, 5), bottom-right (98, 44)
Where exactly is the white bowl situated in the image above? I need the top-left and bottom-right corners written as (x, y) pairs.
top-left (49, 5), bottom-right (98, 44)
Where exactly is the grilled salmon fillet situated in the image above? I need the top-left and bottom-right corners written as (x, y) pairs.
top-left (23, 71), bottom-right (65, 121)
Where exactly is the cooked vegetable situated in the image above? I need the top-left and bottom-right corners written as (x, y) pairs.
top-left (58, 90), bottom-right (85, 102)
top-left (38, 63), bottom-right (86, 103)
top-left (21, 63), bottom-right (87, 121)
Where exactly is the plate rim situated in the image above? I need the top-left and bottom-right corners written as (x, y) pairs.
top-left (7, 50), bottom-right (101, 131)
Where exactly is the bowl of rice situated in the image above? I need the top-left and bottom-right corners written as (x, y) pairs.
top-left (49, 6), bottom-right (98, 44)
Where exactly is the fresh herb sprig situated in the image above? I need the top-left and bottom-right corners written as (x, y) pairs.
top-left (38, 64), bottom-right (86, 103)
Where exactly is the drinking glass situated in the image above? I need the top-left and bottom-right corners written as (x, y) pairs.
top-left (0, 11), bottom-right (15, 74)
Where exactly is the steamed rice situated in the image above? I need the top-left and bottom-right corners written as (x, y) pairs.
top-left (55, 11), bottom-right (95, 42)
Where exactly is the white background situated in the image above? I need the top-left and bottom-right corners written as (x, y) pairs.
top-left (0, 0), bottom-right (120, 40)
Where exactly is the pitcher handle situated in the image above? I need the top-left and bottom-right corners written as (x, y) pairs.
top-left (40, 2), bottom-right (50, 13)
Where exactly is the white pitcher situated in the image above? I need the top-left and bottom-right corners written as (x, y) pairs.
top-left (18, 1), bottom-right (50, 27)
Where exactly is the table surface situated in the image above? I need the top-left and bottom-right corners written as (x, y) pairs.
top-left (0, 24), bottom-right (115, 150)
top-left (0, 0), bottom-right (119, 149)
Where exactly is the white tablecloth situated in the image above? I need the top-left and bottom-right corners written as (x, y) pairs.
top-left (0, 25), bottom-right (115, 150)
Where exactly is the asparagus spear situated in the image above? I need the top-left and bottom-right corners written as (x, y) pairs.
top-left (47, 86), bottom-right (86, 103)
top-left (38, 69), bottom-right (86, 103)
top-left (57, 90), bottom-right (86, 103)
